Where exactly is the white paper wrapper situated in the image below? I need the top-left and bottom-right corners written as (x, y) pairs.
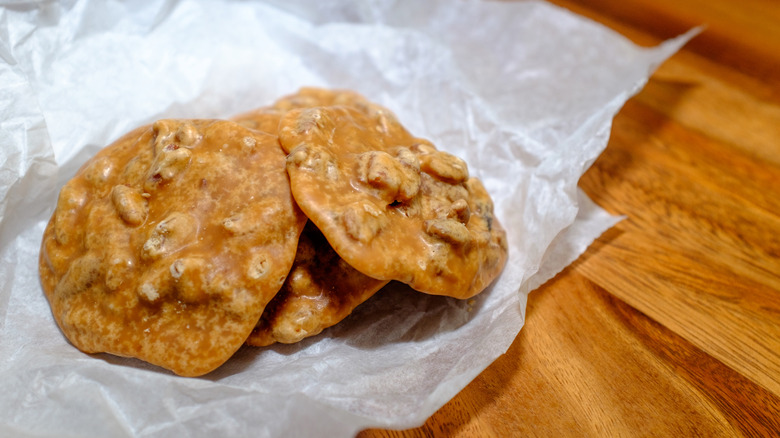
top-left (0, 1), bottom-right (694, 436)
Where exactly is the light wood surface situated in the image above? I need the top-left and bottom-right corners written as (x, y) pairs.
top-left (360, 0), bottom-right (780, 436)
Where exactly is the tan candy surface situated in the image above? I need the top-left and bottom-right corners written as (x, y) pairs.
top-left (233, 87), bottom-right (381, 135)
top-left (278, 101), bottom-right (508, 299)
top-left (247, 222), bottom-right (389, 347)
top-left (235, 89), bottom-right (392, 347)
top-left (39, 119), bottom-right (306, 376)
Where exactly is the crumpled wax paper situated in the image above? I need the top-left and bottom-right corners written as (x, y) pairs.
top-left (0, 0), bottom-right (694, 436)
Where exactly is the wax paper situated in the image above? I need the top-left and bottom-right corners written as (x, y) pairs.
top-left (0, 0), bottom-right (694, 436)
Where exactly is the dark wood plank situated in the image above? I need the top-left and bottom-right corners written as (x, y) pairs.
top-left (547, 0), bottom-right (780, 95)
top-left (576, 94), bottom-right (780, 393)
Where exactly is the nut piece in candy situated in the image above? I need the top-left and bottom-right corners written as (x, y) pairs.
top-left (111, 185), bottom-right (148, 226)
top-left (342, 201), bottom-right (387, 243)
top-left (425, 218), bottom-right (470, 245)
top-left (142, 212), bottom-right (198, 260)
top-left (53, 180), bottom-right (89, 246)
top-left (38, 119), bottom-right (306, 376)
top-left (144, 145), bottom-right (193, 192)
top-left (419, 150), bottom-right (469, 183)
top-left (357, 149), bottom-right (421, 203)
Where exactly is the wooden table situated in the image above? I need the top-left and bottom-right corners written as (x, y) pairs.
top-left (360, 0), bottom-right (780, 436)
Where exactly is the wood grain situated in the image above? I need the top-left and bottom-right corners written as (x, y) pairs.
top-left (361, 269), bottom-right (780, 437)
top-left (360, 0), bottom-right (780, 436)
